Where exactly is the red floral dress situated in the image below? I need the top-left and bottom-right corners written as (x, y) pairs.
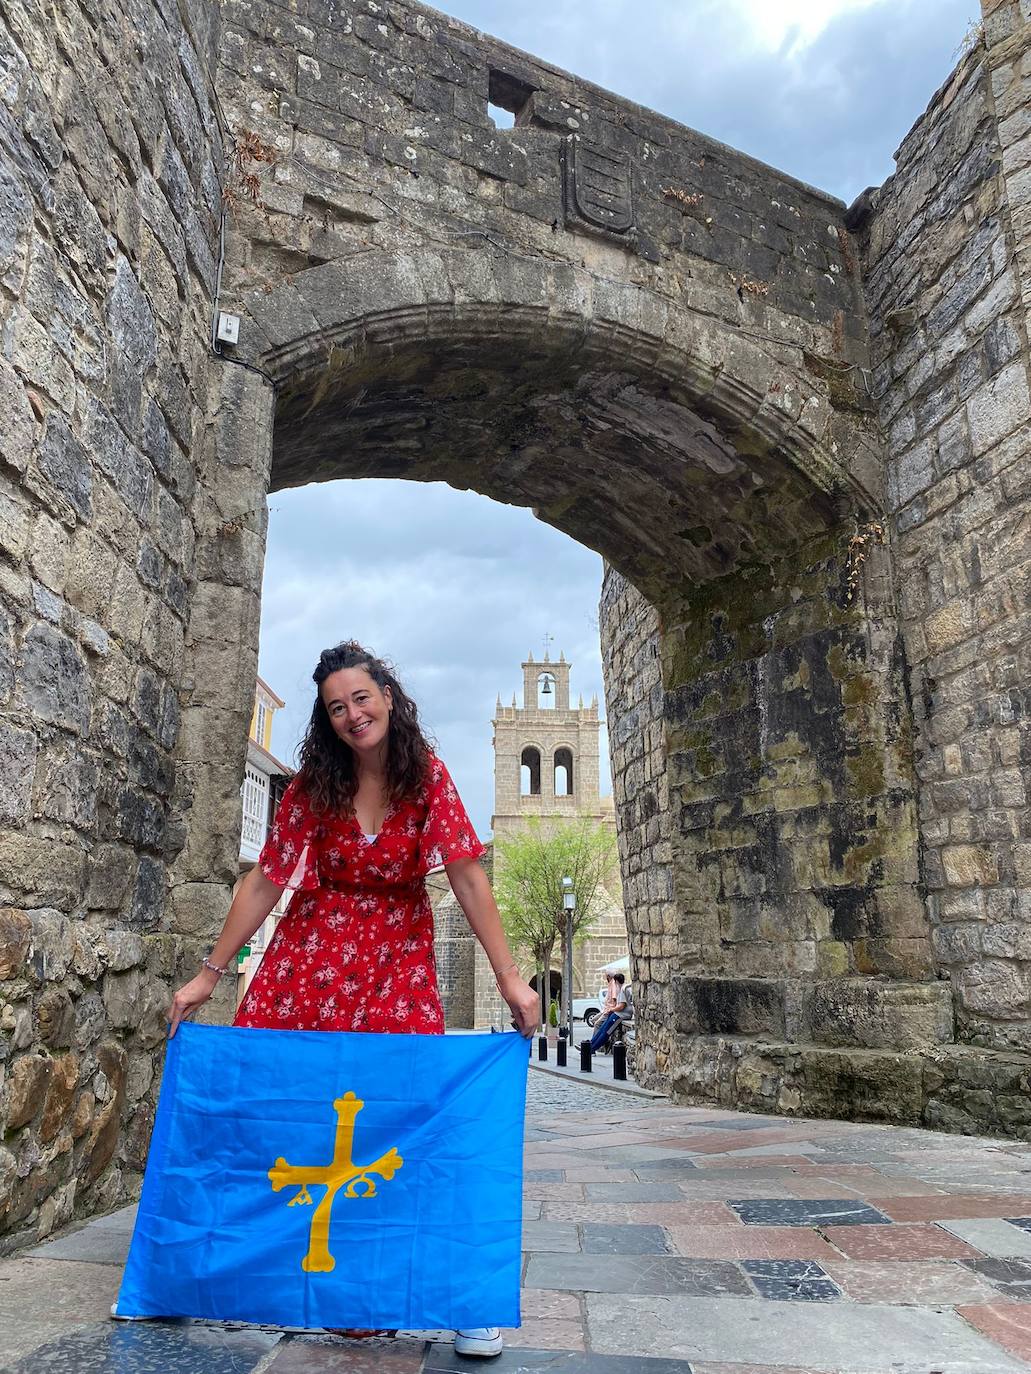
top-left (234, 756), bottom-right (484, 1035)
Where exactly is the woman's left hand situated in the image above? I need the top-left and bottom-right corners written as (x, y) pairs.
top-left (498, 970), bottom-right (540, 1037)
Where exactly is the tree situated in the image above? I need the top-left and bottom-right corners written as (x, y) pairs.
top-left (492, 819), bottom-right (620, 1018)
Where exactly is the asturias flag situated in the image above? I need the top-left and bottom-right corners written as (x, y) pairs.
top-left (116, 1024), bottom-right (529, 1330)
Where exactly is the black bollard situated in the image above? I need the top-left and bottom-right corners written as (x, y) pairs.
top-left (556, 1037), bottom-right (567, 1067)
top-left (537, 1035), bottom-right (548, 1062)
top-left (580, 1041), bottom-right (592, 1073)
top-left (612, 1041), bottom-right (627, 1081)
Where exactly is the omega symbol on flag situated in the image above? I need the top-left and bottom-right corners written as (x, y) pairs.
top-left (268, 1091), bottom-right (403, 1272)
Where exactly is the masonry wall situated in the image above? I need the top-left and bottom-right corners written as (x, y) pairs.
top-left (856, 17), bottom-right (1031, 1054)
top-left (599, 569), bottom-right (677, 1085)
top-left (0, 0), bottom-right (223, 1246)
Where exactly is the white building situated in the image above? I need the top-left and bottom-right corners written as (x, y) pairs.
top-left (236, 676), bottom-right (293, 999)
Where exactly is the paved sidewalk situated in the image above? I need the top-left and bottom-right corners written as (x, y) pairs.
top-left (6, 1075), bottom-right (1031, 1373)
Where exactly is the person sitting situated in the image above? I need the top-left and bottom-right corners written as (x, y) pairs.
top-left (583, 973), bottom-right (632, 1053)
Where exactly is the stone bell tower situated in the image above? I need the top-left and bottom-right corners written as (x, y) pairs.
top-left (471, 650), bottom-right (626, 1025)
top-left (492, 651), bottom-right (602, 824)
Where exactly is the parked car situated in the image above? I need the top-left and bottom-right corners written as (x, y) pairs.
top-left (572, 997), bottom-right (603, 1026)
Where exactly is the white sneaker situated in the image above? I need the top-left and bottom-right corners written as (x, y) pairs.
top-left (454, 1327), bottom-right (504, 1357)
top-left (109, 1303), bottom-right (148, 1322)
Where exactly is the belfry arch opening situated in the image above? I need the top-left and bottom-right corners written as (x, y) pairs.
top-left (520, 747), bottom-right (542, 797)
top-left (554, 748), bottom-right (574, 797)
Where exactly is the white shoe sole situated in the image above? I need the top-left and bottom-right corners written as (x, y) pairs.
top-left (453, 1331), bottom-right (504, 1357)
top-left (110, 1303), bottom-right (148, 1322)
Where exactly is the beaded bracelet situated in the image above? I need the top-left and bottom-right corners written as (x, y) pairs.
top-left (202, 956), bottom-right (231, 978)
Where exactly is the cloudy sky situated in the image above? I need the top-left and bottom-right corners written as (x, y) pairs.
top-left (258, 0), bottom-right (977, 835)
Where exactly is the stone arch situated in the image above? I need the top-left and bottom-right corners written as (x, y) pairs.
top-left (520, 745), bottom-right (542, 797)
top-left (242, 248), bottom-right (883, 609)
top-left (181, 244), bottom-right (923, 1106)
top-left (553, 746), bottom-right (575, 798)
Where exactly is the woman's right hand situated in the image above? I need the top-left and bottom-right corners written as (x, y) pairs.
top-left (167, 969), bottom-right (220, 1038)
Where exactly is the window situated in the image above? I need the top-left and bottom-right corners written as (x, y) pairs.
top-left (487, 69), bottom-right (534, 129)
top-left (554, 747), bottom-right (573, 796)
top-left (520, 746), bottom-right (541, 796)
top-left (241, 767), bottom-right (270, 849)
top-left (255, 700), bottom-right (268, 746)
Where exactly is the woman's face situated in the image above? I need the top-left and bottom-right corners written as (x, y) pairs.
top-left (322, 666), bottom-right (393, 759)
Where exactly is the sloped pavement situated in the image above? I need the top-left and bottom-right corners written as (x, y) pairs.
top-left (4, 1065), bottom-right (1031, 1373)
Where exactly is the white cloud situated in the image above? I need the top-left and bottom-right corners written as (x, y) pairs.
top-left (716, 0), bottom-right (885, 55)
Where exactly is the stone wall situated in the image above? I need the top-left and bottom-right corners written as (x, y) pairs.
top-left (599, 568), bottom-right (676, 1083)
top-left (0, 0), bottom-right (224, 1247)
top-left (600, 6), bottom-right (1031, 1128)
top-left (854, 14), bottom-right (1031, 1053)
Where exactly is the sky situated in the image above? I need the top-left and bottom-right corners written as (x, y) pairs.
top-left (258, 0), bottom-right (978, 836)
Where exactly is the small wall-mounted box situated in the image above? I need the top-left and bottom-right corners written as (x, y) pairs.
top-left (216, 312), bottom-right (240, 345)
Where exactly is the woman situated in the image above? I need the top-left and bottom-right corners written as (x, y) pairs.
top-left (168, 640), bottom-right (540, 1359)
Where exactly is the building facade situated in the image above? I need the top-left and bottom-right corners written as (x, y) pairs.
top-left (486, 652), bottom-right (628, 1023)
top-left (236, 677), bottom-right (292, 999)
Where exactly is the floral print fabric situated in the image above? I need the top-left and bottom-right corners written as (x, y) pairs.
top-left (234, 756), bottom-right (484, 1034)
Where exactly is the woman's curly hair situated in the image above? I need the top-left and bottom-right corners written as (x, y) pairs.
top-left (297, 641), bottom-right (432, 814)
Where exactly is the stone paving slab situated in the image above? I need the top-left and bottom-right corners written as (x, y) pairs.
top-left (665, 1225), bottom-right (842, 1262)
top-left (585, 1293), bottom-right (1031, 1370)
top-left (0, 1322), bottom-right (280, 1374)
top-left (822, 1259), bottom-right (1001, 1305)
top-left (11, 1095), bottom-right (1031, 1371)
top-left (525, 1253), bottom-right (751, 1297)
top-left (825, 1221), bottom-right (983, 1260)
top-left (956, 1304), bottom-right (1031, 1364)
top-left (24, 1225), bottom-right (132, 1266)
top-left (939, 1217), bottom-right (1031, 1258)
top-left (264, 1336), bottom-right (424, 1372)
top-left (424, 1349), bottom-right (695, 1372)
top-left (0, 1256), bottom-right (121, 1367)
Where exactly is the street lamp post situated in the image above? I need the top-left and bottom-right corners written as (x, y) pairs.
top-left (561, 876), bottom-right (576, 1043)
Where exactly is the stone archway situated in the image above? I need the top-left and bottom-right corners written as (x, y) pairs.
top-left (176, 245), bottom-right (925, 1115)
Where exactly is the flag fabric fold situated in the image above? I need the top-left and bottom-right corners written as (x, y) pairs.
top-left (116, 1024), bottom-right (529, 1330)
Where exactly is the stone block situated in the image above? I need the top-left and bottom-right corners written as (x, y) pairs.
top-left (943, 844), bottom-right (1000, 886)
top-left (0, 908), bottom-right (32, 980)
top-left (16, 622), bottom-right (92, 734)
top-left (0, 720), bottom-right (38, 825)
top-left (39, 1052), bottom-right (79, 1143)
top-left (800, 1044), bottom-right (925, 1124)
top-left (4, 1054), bottom-right (51, 1130)
top-left (801, 978), bottom-right (955, 1050)
top-left (968, 361), bottom-right (1031, 454)
top-left (674, 975), bottom-right (786, 1037)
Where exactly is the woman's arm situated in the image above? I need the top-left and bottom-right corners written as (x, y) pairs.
top-left (445, 857), bottom-right (540, 1037)
top-left (166, 865), bottom-right (285, 1037)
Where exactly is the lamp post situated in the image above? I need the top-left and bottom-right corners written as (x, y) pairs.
top-left (561, 876), bottom-right (576, 1043)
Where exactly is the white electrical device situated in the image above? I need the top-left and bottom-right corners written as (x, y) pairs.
top-left (216, 313), bottom-right (240, 345)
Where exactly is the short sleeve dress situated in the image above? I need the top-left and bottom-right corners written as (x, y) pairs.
top-left (234, 756), bottom-right (484, 1035)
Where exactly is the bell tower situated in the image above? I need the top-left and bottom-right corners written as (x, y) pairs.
top-left (492, 650), bottom-right (602, 826)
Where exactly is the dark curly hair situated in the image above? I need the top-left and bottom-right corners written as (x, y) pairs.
top-left (297, 641), bottom-right (432, 815)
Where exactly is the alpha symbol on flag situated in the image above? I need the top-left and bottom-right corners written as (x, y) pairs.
top-left (269, 1091), bottom-right (404, 1272)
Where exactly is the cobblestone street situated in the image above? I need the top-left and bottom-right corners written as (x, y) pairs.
top-left (6, 1075), bottom-right (1031, 1373)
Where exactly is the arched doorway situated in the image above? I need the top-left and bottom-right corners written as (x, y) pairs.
top-left (178, 246), bottom-right (922, 1097)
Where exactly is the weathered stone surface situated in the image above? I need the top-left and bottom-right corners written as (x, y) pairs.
top-left (4, 1056), bottom-right (51, 1131)
top-left (39, 1053), bottom-right (78, 1143)
top-left (16, 624), bottom-right (91, 734)
top-left (0, 909), bottom-right (32, 980)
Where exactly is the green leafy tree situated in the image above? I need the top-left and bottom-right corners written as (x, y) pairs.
top-left (493, 819), bottom-right (620, 1020)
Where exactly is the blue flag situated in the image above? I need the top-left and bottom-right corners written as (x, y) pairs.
top-left (116, 1024), bottom-right (529, 1330)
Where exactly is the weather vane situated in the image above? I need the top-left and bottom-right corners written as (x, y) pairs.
top-left (542, 632), bottom-right (554, 661)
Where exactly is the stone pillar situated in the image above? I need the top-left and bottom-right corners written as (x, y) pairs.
top-left (169, 365), bottom-right (275, 1024)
